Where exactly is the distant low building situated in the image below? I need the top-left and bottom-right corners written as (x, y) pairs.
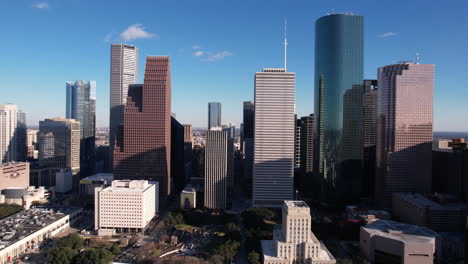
top-left (392, 193), bottom-right (467, 232)
top-left (95, 180), bottom-right (157, 236)
top-left (0, 186), bottom-right (48, 209)
top-left (79, 173), bottom-right (113, 196)
top-left (180, 186), bottom-right (196, 209)
top-left (346, 205), bottom-right (390, 224)
top-left (261, 200), bottom-right (336, 264)
top-left (360, 220), bottom-right (439, 264)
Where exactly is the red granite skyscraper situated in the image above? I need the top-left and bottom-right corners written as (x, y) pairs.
top-left (375, 63), bottom-right (434, 207)
top-left (114, 56), bottom-right (171, 202)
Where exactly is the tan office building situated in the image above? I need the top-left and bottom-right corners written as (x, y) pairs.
top-left (95, 180), bottom-right (157, 236)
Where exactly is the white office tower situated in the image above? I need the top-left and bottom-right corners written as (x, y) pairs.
top-left (94, 180), bottom-right (157, 236)
top-left (109, 44), bottom-right (138, 163)
top-left (262, 201), bottom-right (336, 264)
top-left (253, 68), bottom-right (295, 207)
top-left (204, 127), bottom-right (228, 209)
top-left (0, 104), bottom-right (18, 163)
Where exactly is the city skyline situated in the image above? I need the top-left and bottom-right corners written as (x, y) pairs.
top-left (2, 0), bottom-right (467, 131)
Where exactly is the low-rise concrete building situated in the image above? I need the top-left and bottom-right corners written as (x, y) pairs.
top-left (0, 186), bottom-right (48, 209)
top-left (392, 193), bottom-right (466, 232)
top-left (0, 208), bottom-right (82, 264)
top-left (95, 180), bottom-right (158, 236)
top-left (0, 162), bottom-right (29, 191)
top-left (180, 186), bottom-right (196, 209)
top-left (360, 220), bottom-right (439, 264)
top-left (79, 173), bottom-right (113, 196)
top-left (261, 200), bottom-right (336, 264)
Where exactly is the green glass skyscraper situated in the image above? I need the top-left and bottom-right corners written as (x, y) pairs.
top-left (313, 14), bottom-right (364, 202)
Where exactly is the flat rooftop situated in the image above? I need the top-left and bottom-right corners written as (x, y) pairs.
top-left (284, 200), bottom-right (309, 208)
top-left (80, 173), bottom-right (114, 182)
top-left (394, 193), bottom-right (466, 211)
top-left (362, 220), bottom-right (438, 243)
top-left (0, 208), bottom-right (78, 250)
top-left (0, 162), bottom-right (28, 168)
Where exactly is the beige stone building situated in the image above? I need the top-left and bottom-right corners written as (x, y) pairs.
top-left (95, 180), bottom-right (157, 236)
top-left (261, 201), bottom-right (336, 264)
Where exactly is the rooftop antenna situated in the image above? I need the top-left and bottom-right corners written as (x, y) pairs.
top-left (283, 18), bottom-right (288, 71)
top-left (415, 52), bottom-right (420, 64)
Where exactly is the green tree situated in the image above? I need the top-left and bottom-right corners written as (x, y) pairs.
top-left (247, 251), bottom-right (261, 264)
top-left (214, 239), bottom-right (240, 261)
top-left (46, 247), bottom-right (76, 264)
top-left (110, 243), bottom-right (122, 256)
top-left (73, 248), bottom-right (113, 264)
top-left (57, 233), bottom-right (84, 250)
top-left (224, 222), bottom-right (241, 241)
top-left (0, 204), bottom-right (23, 219)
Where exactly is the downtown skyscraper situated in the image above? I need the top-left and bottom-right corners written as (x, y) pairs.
top-left (38, 118), bottom-right (81, 171)
top-left (208, 102), bottom-right (221, 129)
top-left (313, 14), bottom-right (364, 202)
top-left (66, 80), bottom-right (96, 176)
top-left (253, 68), bottom-right (295, 207)
top-left (0, 104), bottom-right (26, 162)
top-left (113, 56), bottom-right (171, 203)
top-left (204, 127), bottom-right (228, 209)
top-left (375, 63), bottom-right (434, 207)
top-left (109, 44), bottom-right (138, 166)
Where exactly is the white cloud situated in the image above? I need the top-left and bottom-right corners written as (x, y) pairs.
top-left (104, 32), bottom-right (115, 43)
top-left (120, 24), bottom-right (157, 41)
top-left (33, 2), bottom-right (49, 9)
top-left (204, 51), bottom-right (233, 62)
top-left (192, 45), bottom-right (201, 50)
top-left (380, 32), bottom-right (398, 38)
top-left (193, 51), bottom-right (204, 57)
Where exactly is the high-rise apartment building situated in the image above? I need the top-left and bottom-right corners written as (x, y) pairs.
top-left (314, 14), bottom-right (364, 202)
top-left (300, 114), bottom-right (314, 175)
top-left (66, 80), bottom-right (96, 176)
top-left (16, 110), bottom-right (27, 162)
top-left (171, 117), bottom-right (185, 192)
top-left (208, 102), bottom-right (221, 129)
top-left (0, 105), bottom-right (18, 163)
top-left (294, 116), bottom-right (301, 168)
top-left (38, 118), bottom-right (80, 171)
top-left (204, 127), bottom-right (228, 209)
top-left (183, 124), bottom-right (193, 182)
top-left (253, 68), bottom-right (295, 207)
top-left (363, 80), bottom-right (378, 199)
top-left (242, 101), bottom-right (254, 196)
top-left (375, 63), bottom-right (434, 207)
top-left (261, 201), bottom-right (336, 264)
top-left (364, 80), bottom-right (378, 147)
top-left (222, 124), bottom-right (235, 191)
top-left (109, 44), bottom-right (138, 166)
top-left (113, 56), bottom-right (171, 204)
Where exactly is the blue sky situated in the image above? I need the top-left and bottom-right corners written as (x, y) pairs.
top-left (1, 0), bottom-right (467, 131)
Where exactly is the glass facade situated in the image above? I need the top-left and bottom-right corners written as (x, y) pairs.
top-left (66, 80), bottom-right (96, 176)
top-left (313, 14), bottom-right (364, 202)
top-left (208, 102), bottom-right (221, 129)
